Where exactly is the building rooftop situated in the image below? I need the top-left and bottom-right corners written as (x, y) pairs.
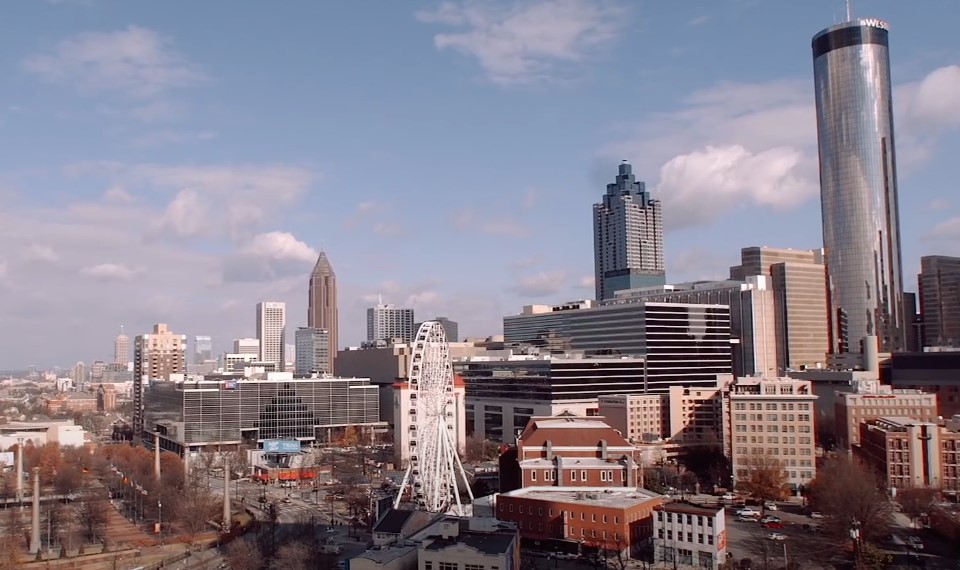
top-left (500, 486), bottom-right (661, 509)
top-left (655, 501), bottom-right (724, 517)
top-left (533, 418), bottom-right (613, 430)
top-left (423, 530), bottom-right (516, 555)
top-left (353, 545), bottom-right (417, 564)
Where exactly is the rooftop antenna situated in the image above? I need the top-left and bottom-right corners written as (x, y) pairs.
top-left (846, 0), bottom-right (852, 21)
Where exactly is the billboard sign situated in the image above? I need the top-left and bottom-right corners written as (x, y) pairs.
top-left (262, 439), bottom-right (301, 453)
top-left (223, 380), bottom-right (239, 391)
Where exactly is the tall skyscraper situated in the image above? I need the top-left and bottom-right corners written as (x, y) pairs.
top-left (193, 335), bottom-right (213, 365)
top-left (256, 302), bottom-right (286, 367)
top-left (919, 255), bottom-right (960, 349)
top-left (812, 17), bottom-right (905, 355)
top-left (367, 296), bottom-right (415, 342)
top-left (308, 251), bottom-right (338, 372)
top-left (114, 326), bottom-right (129, 366)
top-left (593, 161), bottom-right (664, 301)
top-left (133, 323), bottom-right (186, 438)
top-left (294, 327), bottom-right (331, 374)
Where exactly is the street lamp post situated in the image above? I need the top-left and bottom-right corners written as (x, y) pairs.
top-left (157, 500), bottom-right (163, 545)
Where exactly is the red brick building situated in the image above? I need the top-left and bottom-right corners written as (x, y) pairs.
top-left (500, 416), bottom-right (642, 492)
top-left (495, 487), bottom-right (663, 556)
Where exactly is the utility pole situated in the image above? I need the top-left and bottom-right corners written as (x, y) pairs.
top-left (782, 542), bottom-right (788, 570)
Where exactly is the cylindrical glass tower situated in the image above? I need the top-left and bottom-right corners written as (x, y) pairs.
top-left (812, 18), bottom-right (905, 355)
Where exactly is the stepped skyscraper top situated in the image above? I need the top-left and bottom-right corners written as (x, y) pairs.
top-left (593, 161), bottom-right (665, 301)
top-left (308, 250), bottom-right (339, 372)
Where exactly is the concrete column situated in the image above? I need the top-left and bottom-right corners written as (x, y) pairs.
top-left (15, 440), bottom-right (23, 505)
top-left (29, 468), bottom-right (40, 554)
top-left (222, 460), bottom-right (231, 530)
top-left (153, 435), bottom-right (161, 480)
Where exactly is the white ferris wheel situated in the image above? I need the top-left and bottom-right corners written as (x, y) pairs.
top-left (394, 321), bottom-right (473, 515)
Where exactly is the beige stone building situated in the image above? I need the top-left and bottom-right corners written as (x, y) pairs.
top-left (725, 376), bottom-right (818, 493)
top-left (730, 247), bottom-right (829, 372)
top-left (133, 323), bottom-right (186, 437)
top-left (835, 389), bottom-right (938, 449)
top-left (598, 385), bottom-right (724, 445)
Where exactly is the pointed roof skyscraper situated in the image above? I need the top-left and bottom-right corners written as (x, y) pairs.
top-left (308, 250), bottom-right (339, 372)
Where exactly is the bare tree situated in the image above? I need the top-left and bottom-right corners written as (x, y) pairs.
top-left (463, 435), bottom-right (498, 463)
top-left (736, 455), bottom-right (788, 503)
top-left (174, 469), bottom-right (219, 543)
top-left (274, 540), bottom-right (313, 570)
top-left (224, 539), bottom-right (263, 570)
top-left (807, 455), bottom-right (892, 544)
top-left (76, 495), bottom-right (109, 544)
top-left (53, 463), bottom-right (83, 499)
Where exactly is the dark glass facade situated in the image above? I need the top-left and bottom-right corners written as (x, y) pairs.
top-left (144, 376), bottom-right (380, 450)
top-left (812, 19), bottom-right (905, 354)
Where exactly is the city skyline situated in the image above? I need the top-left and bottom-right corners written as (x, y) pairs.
top-left (2, 1), bottom-right (960, 367)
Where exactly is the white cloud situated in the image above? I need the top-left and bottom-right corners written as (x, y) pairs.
top-left (603, 65), bottom-right (960, 230)
top-left (657, 145), bottom-right (816, 229)
top-left (23, 26), bottom-right (204, 98)
top-left (80, 263), bottom-right (139, 281)
top-left (417, 0), bottom-right (626, 85)
top-left (901, 65), bottom-right (960, 130)
top-left (154, 188), bottom-right (207, 238)
top-left (23, 244), bottom-right (59, 263)
top-left (511, 270), bottom-right (568, 297)
top-left (221, 232), bottom-right (317, 283)
top-left (480, 217), bottom-right (529, 237)
top-left (577, 275), bottom-right (594, 289)
top-left (70, 161), bottom-right (315, 241)
top-left (103, 184), bottom-right (133, 203)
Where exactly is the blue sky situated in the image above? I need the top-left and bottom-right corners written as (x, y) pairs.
top-left (2, 0), bottom-right (959, 368)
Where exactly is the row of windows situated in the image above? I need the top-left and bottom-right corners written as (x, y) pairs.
top-left (733, 402), bottom-right (811, 411)
top-left (657, 529), bottom-right (715, 546)
top-left (656, 512), bottom-right (714, 527)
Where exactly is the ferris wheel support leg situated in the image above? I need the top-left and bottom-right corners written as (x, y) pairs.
top-left (442, 428), bottom-right (463, 516)
top-left (433, 419), bottom-right (446, 511)
top-left (394, 463), bottom-right (413, 510)
top-left (450, 431), bottom-right (475, 503)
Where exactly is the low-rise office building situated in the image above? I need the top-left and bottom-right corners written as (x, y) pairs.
top-left (856, 417), bottom-right (960, 491)
top-left (835, 389), bottom-right (938, 449)
top-left (500, 416), bottom-right (641, 491)
top-left (724, 376), bottom-right (818, 493)
top-left (459, 355), bottom-right (648, 442)
top-left (143, 372), bottom-right (382, 455)
top-left (495, 486), bottom-right (662, 557)
top-left (653, 502), bottom-right (726, 569)
top-left (598, 384), bottom-right (725, 445)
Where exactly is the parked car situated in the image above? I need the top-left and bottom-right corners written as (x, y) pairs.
top-left (764, 501), bottom-right (778, 511)
top-left (736, 516), bottom-right (758, 522)
top-left (768, 533), bottom-right (787, 541)
top-left (907, 536), bottom-right (924, 550)
top-left (810, 512), bottom-right (824, 519)
top-left (722, 493), bottom-right (736, 501)
top-left (762, 521), bottom-right (784, 529)
top-left (760, 516), bottom-right (781, 524)
top-left (737, 508), bottom-right (761, 517)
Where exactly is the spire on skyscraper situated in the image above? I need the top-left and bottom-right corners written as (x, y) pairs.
top-left (308, 249), bottom-right (339, 373)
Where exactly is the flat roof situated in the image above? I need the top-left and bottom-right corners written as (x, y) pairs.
top-left (501, 486), bottom-right (661, 508)
top-left (354, 545), bottom-right (417, 564)
top-left (533, 418), bottom-right (613, 430)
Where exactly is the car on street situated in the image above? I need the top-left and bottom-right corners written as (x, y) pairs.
top-left (810, 512), bottom-right (824, 519)
top-left (907, 536), bottom-right (923, 550)
top-left (722, 493), bottom-right (736, 501)
top-left (767, 533), bottom-right (787, 541)
top-left (764, 501), bottom-right (778, 511)
top-left (736, 516), bottom-right (757, 522)
top-left (762, 521), bottom-right (784, 529)
top-left (737, 508), bottom-right (761, 517)
top-left (760, 516), bottom-right (781, 524)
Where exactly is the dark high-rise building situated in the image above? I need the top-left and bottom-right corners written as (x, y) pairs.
top-left (308, 251), bottom-right (338, 372)
top-left (812, 17), bottom-right (905, 356)
top-left (919, 255), bottom-right (960, 349)
top-left (593, 161), bottom-right (664, 301)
